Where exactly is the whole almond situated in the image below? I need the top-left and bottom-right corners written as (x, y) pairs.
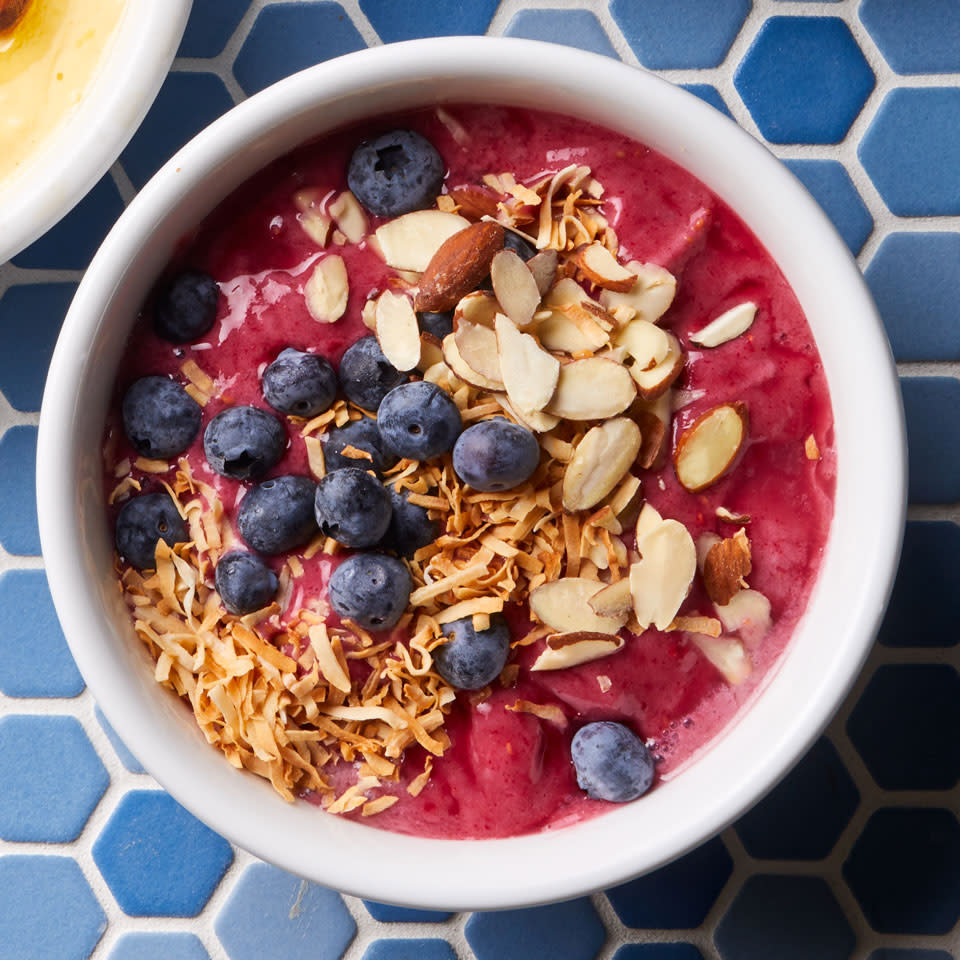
top-left (415, 222), bottom-right (504, 313)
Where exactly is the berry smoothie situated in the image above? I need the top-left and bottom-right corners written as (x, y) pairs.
top-left (104, 104), bottom-right (835, 839)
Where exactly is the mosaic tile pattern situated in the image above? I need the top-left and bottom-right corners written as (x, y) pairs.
top-left (1, 2), bottom-right (957, 958)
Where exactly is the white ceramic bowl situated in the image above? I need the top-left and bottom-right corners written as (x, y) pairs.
top-left (37, 38), bottom-right (905, 910)
top-left (0, 0), bottom-right (192, 263)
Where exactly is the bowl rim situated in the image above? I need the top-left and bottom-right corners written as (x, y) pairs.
top-left (37, 37), bottom-right (906, 910)
top-left (0, 0), bottom-right (192, 264)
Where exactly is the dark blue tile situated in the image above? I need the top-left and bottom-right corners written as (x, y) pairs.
top-left (11, 176), bottom-right (124, 271)
top-left (611, 0), bottom-right (750, 69)
top-left (109, 932), bottom-right (210, 960)
top-left (0, 426), bottom-right (39, 555)
top-left (607, 836), bottom-right (733, 929)
top-left (363, 901), bottom-right (453, 923)
top-left (844, 807), bottom-right (960, 934)
top-left (215, 862), bottom-right (355, 960)
top-left (0, 283), bottom-right (75, 411)
top-left (879, 522), bottom-right (960, 647)
top-left (504, 10), bottom-right (618, 58)
top-left (785, 159), bottom-right (872, 256)
top-left (860, 0), bottom-right (960, 74)
top-left (94, 706), bottom-right (145, 773)
top-left (363, 940), bottom-right (456, 960)
top-left (234, 3), bottom-right (365, 97)
top-left (361, 0), bottom-right (497, 43)
top-left (120, 72), bottom-right (234, 189)
top-left (681, 84), bottom-right (733, 118)
top-left (178, 0), bottom-right (248, 57)
top-left (868, 952), bottom-right (954, 960)
top-left (93, 790), bottom-right (233, 917)
top-left (865, 233), bottom-right (960, 362)
top-left (734, 17), bottom-right (874, 144)
top-left (0, 856), bottom-right (106, 959)
top-left (614, 947), bottom-right (705, 960)
top-left (0, 715), bottom-right (108, 842)
top-left (715, 875), bottom-right (855, 960)
top-left (848, 665), bottom-right (960, 791)
top-left (466, 898), bottom-right (605, 960)
top-left (0, 570), bottom-right (84, 697)
top-left (900, 377), bottom-right (960, 504)
top-left (735, 737), bottom-right (859, 859)
top-left (859, 88), bottom-right (960, 216)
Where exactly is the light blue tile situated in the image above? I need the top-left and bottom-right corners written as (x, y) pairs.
top-left (504, 10), bottom-right (618, 59)
top-left (716, 876), bottom-right (854, 959)
top-left (0, 716), bottom-right (107, 842)
top-left (735, 17), bottom-right (874, 144)
top-left (215, 862), bottom-right (356, 960)
top-left (860, 0), bottom-right (960, 74)
top-left (466, 899), bottom-right (605, 960)
top-left (109, 932), bottom-right (210, 960)
top-left (900, 377), bottom-right (960, 504)
top-left (234, 3), bottom-right (365, 96)
top-left (0, 426), bottom-right (39, 555)
top-left (94, 706), bottom-right (145, 774)
top-left (859, 88), bottom-right (960, 216)
top-left (93, 791), bottom-right (233, 917)
top-left (865, 233), bottom-right (960, 361)
top-left (0, 283), bottom-right (76, 411)
top-left (785, 159), bottom-right (872, 255)
top-left (611, 0), bottom-right (749, 69)
top-left (361, 0), bottom-right (497, 42)
top-left (363, 940), bottom-right (456, 960)
top-left (0, 570), bottom-right (84, 698)
top-left (681, 83), bottom-right (733, 118)
top-left (178, 0), bottom-right (248, 57)
top-left (844, 808), bottom-right (960, 934)
top-left (363, 902), bottom-right (453, 923)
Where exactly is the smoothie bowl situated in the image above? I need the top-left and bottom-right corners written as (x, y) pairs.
top-left (37, 38), bottom-right (905, 909)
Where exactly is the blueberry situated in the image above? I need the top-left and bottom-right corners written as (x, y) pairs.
top-left (214, 551), bottom-right (278, 615)
top-left (503, 230), bottom-right (538, 261)
top-left (571, 721), bottom-right (655, 803)
top-left (347, 129), bottom-right (445, 218)
top-left (314, 467), bottom-right (392, 548)
top-left (418, 310), bottom-right (453, 341)
top-left (321, 417), bottom-right (397, 475)
top-left (237, 475), bottom-right (317, 555)
top-left (115, 492), bottom-right (187, 570)
top-left (154, 271), bottom-right (219, 343)
top-left (203, 405), bottom-right (286, 480)
top-left (433, 614), bottom-right (511, 690)
top-left (328, 553), bottom-right (412, 631)
top-left (377, 380), bottom-right (462, 460)
top-left (262, 348), bottom-right (337, 418)
top-left (122, 376), bottom-right (202, 459)
top-left (338, 336), bottom-right (406, 412)
top-left (452, 418), bottom-right (539, 491)
top-left (381, 484), bottom-right (439, 558)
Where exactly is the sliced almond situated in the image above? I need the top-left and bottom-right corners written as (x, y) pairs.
top-left (630, 517), bottom-right (697, 631)
top-left (633, 390), bottom-right (672, 470)
top-left (415, 221), bottom-right (504, 313)
top-left (293, 188), bottom-right (332, 247)
top-left (563, 417), bottom-right (641, 511)
top-left (530, 577), bottom-right (627, 635)
top-left (715, 588), bottom-right (771, 646)
top-left (703, 528), bottom-right (752, 605)
top-left (530, 632), bottom-right (625, 671)
top-left (328, 191), bottom-right (368, 244)
top-left (575, 241), bottom-right (637, 292)
top-left (617, 318), bottom-right (670, 371)
top-left (361, 297), bottom-right (378, 331)
top-left (527, 249), bottom-right (559, 297)
top-left (442, 332), bottom-right (502, 392)
top-left (491, 249), bottom-right (541, 330)
top-left (494, 313), bottom-right (559, 414)
top-left (588, 578), bottom-right (632, 619)
top-left (689, 302), bottom-right (756, 348)
top-left (689, 633), bottom-right (752, 685)
top-left (448, 186), bottom-right (501, 220)
top-left (634, 502), bottom-right (663, 543)
top-left (545, 358), bottom-right (636, 420)
top-left (454, 290), bottom-right (499, 330)
top-left (538, 309), bottom-right (607, 354)
top-left (696, 532), bottom-right (722, 573)
top-left (417, 333), bottom-right (444, 372)
top-left (496, 395), bottom-right (561, 433)
top-left (716, 505), bottom-right (751, 524)
top-left (375, 210), bottom-right (470, 272)
top-left (629, 332), bottom-right (684, 400)
top-left (599, 261), bottom-right (677, 324)
top-left (453, 319), bottom-right (504, 388)
top-left (606, 473), bottom-right (643, 524)
top-left (674, 402), bottom-right (748, 493)
top-left (304, 255), bottom-right (348, 323)
top-left (374, 291), bottom-right (420, 372)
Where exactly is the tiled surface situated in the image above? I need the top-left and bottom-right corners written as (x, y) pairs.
top-left (0, 2), bottom-right (958, 959)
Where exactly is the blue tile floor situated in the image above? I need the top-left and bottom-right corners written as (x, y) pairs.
top-left (1, 2), bottom-right (958, 959)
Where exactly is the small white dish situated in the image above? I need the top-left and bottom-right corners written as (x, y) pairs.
top-left (37, 38), bottom-right (905, 911)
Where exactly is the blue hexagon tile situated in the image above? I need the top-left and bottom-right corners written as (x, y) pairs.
top-left (899, 377), bottom-right (960, 504)
top-left (363, 940), bottom-right (458, 960)
top-left (363, 901), bottom-right (453, 923)
top-left (108, 932), bottom-right (211, 960)
top-left (504, 10), bottom-right (618, 59)
top-left (860, 0), bottom-right (960, 74)
top-left (0, 426), bottom-right (40, 556)
top-left (361, 0), bottom-right (498, 43)
top-left (178, 0), bottom-right (249, 59)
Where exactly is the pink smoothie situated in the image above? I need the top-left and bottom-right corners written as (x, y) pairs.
top-left (104, 104), bottom-right (835, 839)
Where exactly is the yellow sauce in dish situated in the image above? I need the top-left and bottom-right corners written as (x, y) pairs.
top-left (0, 0), bottom-right (126, 187)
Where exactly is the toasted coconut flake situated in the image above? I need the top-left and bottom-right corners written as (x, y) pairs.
top-left (670, 615), bottom-right (722, 637)
top-left (805, 434), bottom-right (821, 460)
top-left (506, 699), bottom-right (568, 729)
top-left (408, 756), bottom-right (433, 796)
top-left (362, 795), bottom-right (399, 816)
top-left (181, 358), bottom-right (215, 396)
top-left (716, 505), bottom-right (751, 524)
top-left (135, 457), bottom-right (170, 474)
